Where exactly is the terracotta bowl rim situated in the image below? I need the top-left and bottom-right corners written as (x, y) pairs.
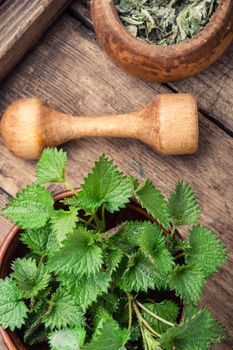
top-left (0, 190), bottom-right (74, 350)
top-left (95, 0), bottom-right (232, 53)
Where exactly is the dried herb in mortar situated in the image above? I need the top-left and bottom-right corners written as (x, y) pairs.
top-left (115, 0), bottom-right (219, 45)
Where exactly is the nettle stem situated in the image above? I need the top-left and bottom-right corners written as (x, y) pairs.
top-left (126, 292), bottom-right (133, 331)
top-left (132, 299), bottom-right (161, 339)
top-left (136, 300), bottom-right (174, 327)
top-left (64, 180), bottom-right (78, 196)
top-left (79, 217), bottom-right (97, 230)
top-left (101, 204), bottom-right (106, 230)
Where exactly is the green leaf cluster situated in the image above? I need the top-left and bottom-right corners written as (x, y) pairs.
top-left (0, 148), bottom-right (227, 349)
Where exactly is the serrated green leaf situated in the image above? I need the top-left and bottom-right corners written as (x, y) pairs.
top-left (135, 180), bottom-right (170, 229)
top-left (48, 226), bottom-right (103, 276)
top-left (43, 289), bottom-right (84, 330)
top-left (49, 327), bottom-right (86, 350)
top-left (0, 277), bottom-right (28, 330)
top-left (92, 307), bottom-right (112, 340)
top-left (128, 175), bottom-right (140, 191)
top-left (20, 224), bottom-right (51, 255)
top-left (159, 308), bottom-right (225, 350)
top-left (166, 234), bottom-right (189, 256)
top-left (62, 196), bottom-right (81, 208)
top-left (116, 254), bottom-right (168, 292)
top-left (76, 155), bottom-right (133, 213)
top-left (11, 258), bottom-right (50, 298)
top-left (64, 272), bottom-right (111, 310)
top-left (169, 264), bottom-right (205, 304)
top-left (139, 221), bottom-right (174, 273)
top-left (103, 246), bottom-right (123, 272)
top-left (183, 305), bottom-right (199, 320)
top-left (3, 184), bottom-right (54, 229)
top-left (186, 225), bottom-right (227, 278)
top-left (142, 300), bottom-right (179, 334)
top-left (82, 317), bottom-right (129, 350)
top-left (168, 180), bottom-right (201, 226)
top-left (24, 301), bottom-right (48, 345)
top-left (30, 287), bottom-right (52, 314)
top-left (50, 207), bottom-right (79, 243)
top-left (36, 148), bottom-right (68, 184)
top-left (96, 293), bottom-right (120, 315)
top-left (110, 221), bottom-right (147, 253)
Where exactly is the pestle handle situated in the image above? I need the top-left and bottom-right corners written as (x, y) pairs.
top-left (44, 109), bottom-right (145, 146)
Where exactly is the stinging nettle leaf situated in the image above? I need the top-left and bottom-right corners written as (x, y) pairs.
top-left (50, 207), bottom-right (79, 244)
top-left (186, 225), bottom-right (227, 278)
top-left (103, 246), bottom-right (123, 272)
top-left (76, 154), bottom-right (133, 213)
top-left (159, 307), bottom-right (225, 350)
top-left (11, 258), bottom-right (51, 298)
top-left (110, 221), bottom-right (146, 253)
top-left (3, 184), bottom-right (54, 229)
top-left (36, 148), bottom-right (68, 184)
top-left (43, 289), bottom-right (84, 330)
top-left (168, 180), bottom-right (201, 226)
top-left (49, 326), bottom-right (86, 350)
top-left (64, 271), bottom-right (112, 310)
top-left (20, 224), bottom-right (51, 255)
top-left (48, 226), bottom-right (103, 276)
top-left (139, 221), bottom-right (174, 273)
top-left (116, 254), bottom-right (168, 292)
top-left (169, 264), bottom-right (206, 305)
top-left (0, 277), bottom-right (28, 330)
top-left (83, 317), bottom-right (129, 350)
top-left (135, 180), bottom-right (170, 229)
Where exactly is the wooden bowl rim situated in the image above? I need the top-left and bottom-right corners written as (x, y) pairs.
top-left (93, 0), bottom-right (232, 54)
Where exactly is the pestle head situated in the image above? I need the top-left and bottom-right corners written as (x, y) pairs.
top-left (143, 94), bottom-right (199, 155)
top-left (1, 97), bottom-right (48, 160)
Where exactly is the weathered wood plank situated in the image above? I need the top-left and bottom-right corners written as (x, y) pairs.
top-left (0, 0), bottom-right (71, 82)
top-left (0, 189), bottom-right (12, 242)
top-left (0, 15), bottom-right (232, 349)
top-left (70, 0), bottom-right (233, 134)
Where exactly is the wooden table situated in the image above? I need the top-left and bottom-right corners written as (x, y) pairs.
top-left (0, 1), bottom-right (232, 349)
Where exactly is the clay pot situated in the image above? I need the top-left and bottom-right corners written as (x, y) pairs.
top-left (0, 190), bottom-right (182, 349)
top-left (91, 0), bottom-right (233, 82)
top-left (0, 191), bottom-right (74, 350)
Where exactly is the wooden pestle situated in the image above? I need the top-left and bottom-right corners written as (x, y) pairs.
top-left (0, 94), bottom-right (198, 160)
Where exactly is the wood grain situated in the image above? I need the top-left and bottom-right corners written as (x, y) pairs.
top-left (0, 190), bottom-right (12, 241)
top-left (70, 0), bottom-right (233, 134)
top-left (0, 0), bottom-right (70, 82)
top-left (0, 14), bottom-right (232, 350)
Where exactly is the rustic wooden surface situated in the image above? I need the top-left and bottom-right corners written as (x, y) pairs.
top-left (0, 3), bottom-right (232, 350)
top-left (0, 0), bottom-right (71, 82)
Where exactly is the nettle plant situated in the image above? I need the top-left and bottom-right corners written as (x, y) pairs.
top-left (1, 148), bottom-right (227, 350)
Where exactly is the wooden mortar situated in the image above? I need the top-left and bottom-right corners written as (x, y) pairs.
top-left (91, 0), bottom-right (233, 82)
